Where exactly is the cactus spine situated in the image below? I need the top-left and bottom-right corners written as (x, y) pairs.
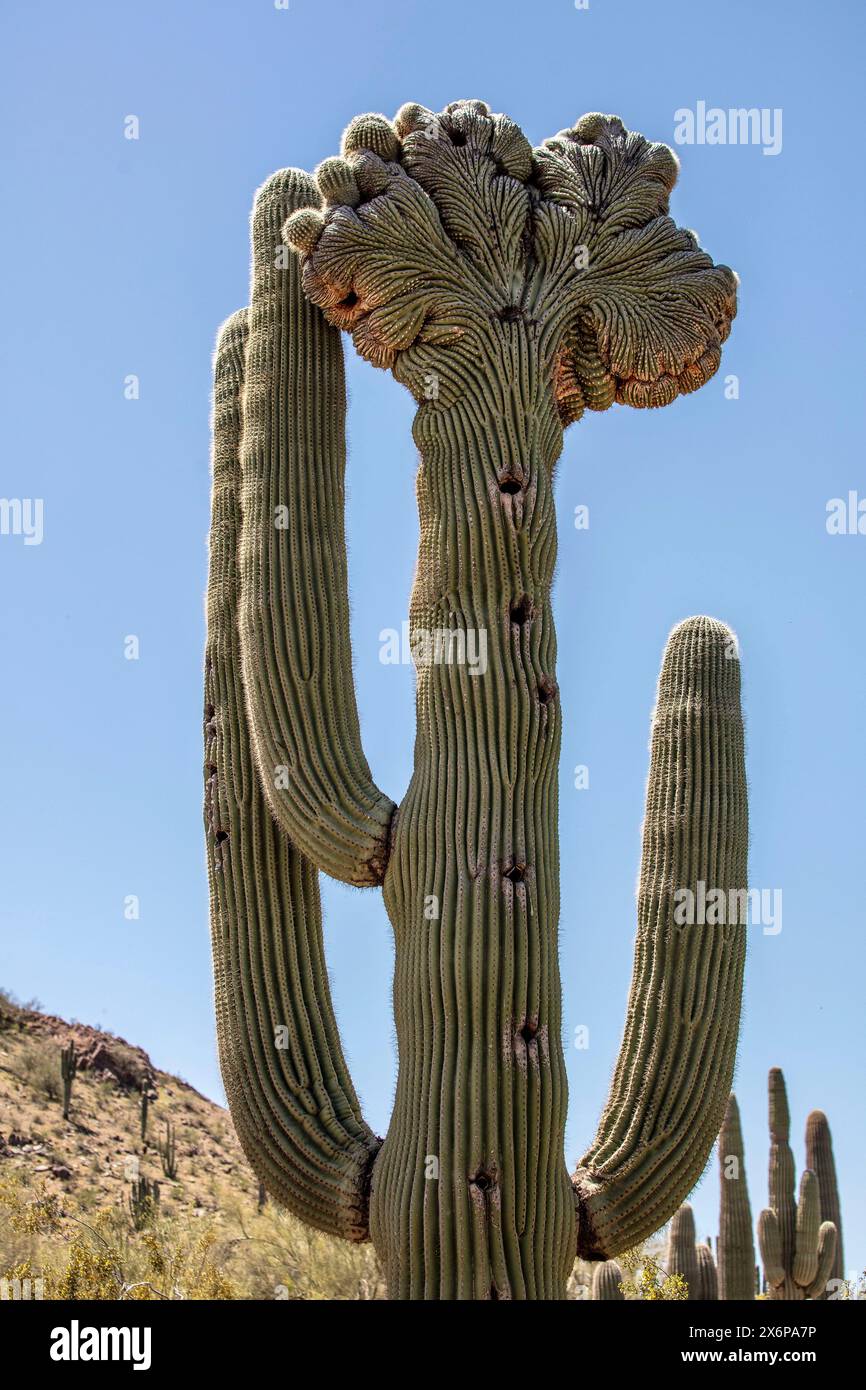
top-left (591, 1260), bottom-right (624, 1301)
top-left (718, 1093), bottom-right (755, 1300)
top-left (207, 101), bottom-right (742, 1299)
top-left (757, 1069), bottom-right (837, 1299)
top-left (666, 1204), bottom-right (718, 1300)
top-left (60, 1042), bottom-right (77, 1121)
top-left (158, 1120), bottom-right (178, 1180)
top-left (804, 1110), bottom-right (844, 1296)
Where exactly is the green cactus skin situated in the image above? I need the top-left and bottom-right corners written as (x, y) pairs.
top-left (697, 1243), bottom-right (719, 1300)
top-left (60, 1042), bottom-right (77, 1122)
top-left (591, 1260), bottom-right (624, 1301)
top-left (666, 1204), bottom-right (699, 1298)
top-left (206, 304), bottom-right (380, 1242)
top-left (666, 1205), bottom-right (718, 1300)
top-left (208, 101), bottom-right (743, 1300)
top-left (757, 1069), bottom-right (837, 1300)
top-left (718, 1093), bottom-right (755, 1300)
top-left (805, 1110), bottom-right (844, 1296)
top-left (158, 1120), bottom-right (178, 1181)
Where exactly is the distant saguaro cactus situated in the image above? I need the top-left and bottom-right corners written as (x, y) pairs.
top-left (128, 1176), bottom-right (160, 1231)
top-left (206, 100), bottom-right (743, 1299)
top-left (805, 1110), bottom-right (844, 1296)
top-left (757, 1069), bottom-right (837, 1300)
top-left (718, 1094), bottom-right (755, 1300)
top-left (591, 1260), bottom-right (624, 1301)
top-left (60, 1042), bottom-right (77, 1121)
top-left (139, 1085), bottom-right (149, 1148)
top-left (158, 1120), bottom-right (178, 1181)
top-left (666, 1204), bottom-right (718, 1300)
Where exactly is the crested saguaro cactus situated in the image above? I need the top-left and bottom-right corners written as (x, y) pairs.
top-left (206, 100), bottom-right (745, 1299)
top-left (666, 1204), bottom-right (718, 1300)
top-left (718, 1093), bottom-right (756, 1300)
top-left (757, 1069), bottom-right (837, 1300)
top-left (804, 1109), bottom-right (844, 1296)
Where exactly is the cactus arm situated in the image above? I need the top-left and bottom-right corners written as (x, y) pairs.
top-left (237, 170), bottom-right (395, 887)
top-left (717, 1093), bottom-right (756, 1300)
top-left (206, 307), bottom-right (380, 1240)
top-left (805, 1110), bottom-right (844, 1293)
top-left (805, 1221), bottom-right (837, 1299)
top-left (792, 1170), bottom-right (820, 1288)
top-left (573, 617), bottom-right (747, 1256)
top-left (696, 1244), bottom-right (719, 1301)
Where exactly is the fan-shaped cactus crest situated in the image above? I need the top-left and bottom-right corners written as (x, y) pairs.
top-left (205, 99), bottom-right (745, 1300)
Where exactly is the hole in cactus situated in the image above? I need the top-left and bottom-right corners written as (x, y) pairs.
top-left (497, 304), bottom-right (524, 324)
top-left (207, 765), bottom-right (217, 778)
top-left (519, 1019), bottom-right (538, 1044)
top-left (499, 474), bottom-right (522, 496)
top-left (509, 595), bottom-right (532, 627)
top-left (537, 677), bottom-right (557, 706)
top-left (205, 704), bottom-right (215, 720)
top-left (341, 291), bottom-right (359, 308)
top-left (489, 1284), bottom-right (501, 1300)
top-left (503, 861), bottom-right (526, 886)
top-left (450, 130), bottom-right (467, 147)
top-left (469, 1169), bottom-right (494, 1193)
top-left (215, 831), bottom-right (229, 846)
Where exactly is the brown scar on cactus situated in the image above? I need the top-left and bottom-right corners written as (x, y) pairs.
top-left (207, 100), bottom-right (744, 1299)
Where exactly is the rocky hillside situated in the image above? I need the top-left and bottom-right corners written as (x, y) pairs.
top-left (0, 989), bottom-right (385, 1299)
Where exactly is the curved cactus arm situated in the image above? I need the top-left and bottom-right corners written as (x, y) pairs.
top-left (805, 1221), bottom-right (837, 1299)
top-left (696, 1243), bottom-right (719, 1301)
top-left (758, 1208), bottom-right (786, 1289)
top-left (792, 1169), bottom-right (820, 1289)
top-left (805, 1110), bottom-right (844, 1293)
top-left (573, 617), bottom-right (747, 1256)
top-left (591, 1259), bottom-right (625, 1300)
top-left (718, 1093), bottom-right (755, 1299)
top-left (206, 308), bottom-right (380, 1240)
top-left (237, 170), bottom-right (395, 887)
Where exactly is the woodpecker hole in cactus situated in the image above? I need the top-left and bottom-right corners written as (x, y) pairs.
top-left (509, 596), bottom-right (532, 626)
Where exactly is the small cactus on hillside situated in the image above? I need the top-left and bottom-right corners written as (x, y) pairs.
top-left (757, 1068), bottom-right (837, 1300)
top-left (158, 1120), bottom-right (178, 1181)
top-left (128, 1176), bottom-right (160, 1231)
top-left (139, 1084), bottom-right (149, 1148)
top-left (60, 1042), bottom-right (77, 1121)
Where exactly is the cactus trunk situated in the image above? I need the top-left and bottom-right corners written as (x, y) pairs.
top-left (374, 341), bottom-right (572, 1299)
top-left (718, 1093), bottom-right (755, 1300)
top-left (804, 1110), bottom-right (844, 1296)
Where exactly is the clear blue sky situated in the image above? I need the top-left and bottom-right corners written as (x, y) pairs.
top-left (2, 0), bottom-right (863, 1276)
